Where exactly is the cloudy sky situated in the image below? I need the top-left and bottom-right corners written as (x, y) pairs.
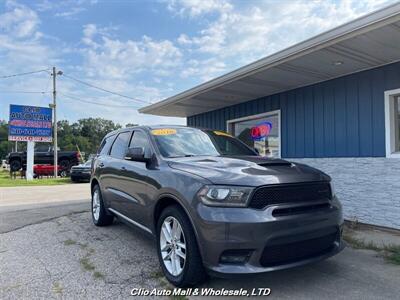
top-left (0, 0), bottom-right (396, 126)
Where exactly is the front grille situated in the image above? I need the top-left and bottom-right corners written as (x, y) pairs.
top-left (249, 182), bottom-right (331, 209)
top-left (72, 168), bottom-right (89, 172)
top-left (272, 203), bottom-right (331, 217)
top-left (260, 231), bottom-right (338, 267)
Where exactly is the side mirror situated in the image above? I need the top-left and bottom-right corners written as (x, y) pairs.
top-left (125, 147), bottom-right (150, 162)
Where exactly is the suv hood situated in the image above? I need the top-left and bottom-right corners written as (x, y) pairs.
top-left (167, 156), bottom-right (329, 186)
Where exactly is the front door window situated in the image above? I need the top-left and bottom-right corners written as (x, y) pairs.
top-left (228, 111), bottom-right (280, 158)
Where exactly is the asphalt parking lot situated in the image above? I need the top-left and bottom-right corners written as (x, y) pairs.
top-left (1, 185), bottom-right (399, 299)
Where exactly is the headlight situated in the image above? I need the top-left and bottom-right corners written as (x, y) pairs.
top-left (197, 185), bottom-right (253, 207)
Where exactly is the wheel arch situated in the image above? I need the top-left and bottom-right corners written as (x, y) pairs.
top-left (9, 156), bottom-right (22, 163)
top-left (153, 194), bottom-right (204, 260)
top-left (58, 156), bottom-right (71, 162)
top-left (90, 178), bottom-right (112, 216)
top-left (90, 178), bottom-right (99, 194)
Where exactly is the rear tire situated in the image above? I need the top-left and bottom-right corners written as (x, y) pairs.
top-left (10, 159), bottom-right (21, 172)
top-left (91, 185), bottom-right (114, 226)
top-left (156, 205), bottom-right (207, 287)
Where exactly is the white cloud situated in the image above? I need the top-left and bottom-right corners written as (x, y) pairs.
top-left (171, 0), bottom-right (396, 68)
top-left (80, 24), bottom-right (182, 79)
top-left (51, 23), bottom-right (187, 125)
top-left (166, 0), bottom-right (232, 17)
top-left (0, 1), bottom-right (56, 73)
top-left (35, 0), bottom-right (97, 18)
top-left (181, 58), bottom-right (226, 81)
top-left (1, 0), bottom-right (396, 127)
top-left (54, 6), bottom-right (86, 18)
top-left (0, 1), bottom-right (184, 126)
top-left (0, 1), bottom-right (40, 38)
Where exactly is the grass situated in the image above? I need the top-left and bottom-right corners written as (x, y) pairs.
top-left (64, 240), bottom-right (102, 279)
top-left (79, 257), bottom-right (95, 271)
top-left (342, 232), bottom-right (381, 251)
top-left (63, 239), bottom-right (77, 246)
top-left (52, 282), bottom-right (63, 295)
top-left (0, 169), bottom-right (71, 187)
top-left (384, 244), bottom-right (400, 265)
top-left (93, 271), bottom-right (104, 279)
top-left (343, 230), bottom-right (400, 265)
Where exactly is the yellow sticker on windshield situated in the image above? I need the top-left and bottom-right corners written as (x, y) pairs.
top-left (151, 128), bottom-right (177, 136)
top-left (213, 130), bottom-right (232, 137)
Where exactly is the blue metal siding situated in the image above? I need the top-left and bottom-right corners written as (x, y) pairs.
top-left (187, 61), bottom-right (400, 158)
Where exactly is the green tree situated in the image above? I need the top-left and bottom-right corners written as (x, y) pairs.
top-left (125, 123), bottom-right (138, 128)
top-left (0, 120), bottom-right (11, 160)
top-left (57, 118), bottom-right (121, 158)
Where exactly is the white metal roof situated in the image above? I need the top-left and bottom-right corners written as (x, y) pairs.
top-left (140, 2), bottom-right (400, 117)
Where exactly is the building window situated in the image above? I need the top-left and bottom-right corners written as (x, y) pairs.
top-left (384, 90), bottom-right (400, 158)
top-left (227, 110), bottom-right (281, 158)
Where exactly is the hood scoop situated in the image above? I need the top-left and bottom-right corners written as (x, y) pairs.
top-left (258, 161), bottom-right (292, 167)
top-left (197, 159), bottom-right (218, 163)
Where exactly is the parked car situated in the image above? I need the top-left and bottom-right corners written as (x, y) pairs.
top-left (33, 164), bottom-right (66, 178)
top-left (91, 125), bottom-right (344, 287)
top-left (7, 144), bottom-right (81, 172)
top-left (70, 160), bottom-right (92, 182)
top-left (1, 159), bottom-right (8, 169)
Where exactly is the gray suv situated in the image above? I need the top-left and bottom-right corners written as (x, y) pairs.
top-left (91, 125), bottom-right (344, 287)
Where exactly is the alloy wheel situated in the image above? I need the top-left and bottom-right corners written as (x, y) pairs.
top-left (92, 189), bottom-right (100, 221)
top-left (160, 216), bottom-right (186, 276)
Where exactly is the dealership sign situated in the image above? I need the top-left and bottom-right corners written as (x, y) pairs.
top-left (251, 122), bottom-right (272, 141)
top-left (8, 104), bottom-right (53, 142)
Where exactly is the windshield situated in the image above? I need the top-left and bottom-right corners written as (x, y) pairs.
top-left (151, 128), bottom-right (256, 158)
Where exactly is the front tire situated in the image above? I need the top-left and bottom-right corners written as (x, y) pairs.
top-left (91, 185), bottom-right (114, 226)
top-left (156, 205), bottom-right (207, 287)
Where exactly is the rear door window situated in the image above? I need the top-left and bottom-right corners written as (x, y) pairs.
top-left (110, 131), bottom-right (132, 159)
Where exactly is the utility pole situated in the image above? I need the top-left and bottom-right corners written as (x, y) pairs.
top-left (51, 67), bottom-right (62, 178)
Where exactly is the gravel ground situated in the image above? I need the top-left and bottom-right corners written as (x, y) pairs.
top-left (1, 211), bottom-right (399, 299)
top-left (0, 212), bottom-right (163, 299)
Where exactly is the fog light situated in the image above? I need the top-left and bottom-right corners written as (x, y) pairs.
top-left (220, 250), bottom-right (252, 264)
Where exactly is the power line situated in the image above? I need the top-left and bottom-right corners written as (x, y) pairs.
top-left (62, 73), bottom-right (151, 104)
top-left (0, 69), bottom-right (50, 79)
top-left (0, 91), bottom-right (50, 94)
top-left (59, 92), bottom-right (142, 109)
top-left (41, 73), bottom-right (53, 103)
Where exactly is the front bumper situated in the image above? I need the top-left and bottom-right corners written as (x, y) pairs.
top-left (70, 171), bottom-right (91, 181)
top-left (193, 196), bottom-right (344, 276)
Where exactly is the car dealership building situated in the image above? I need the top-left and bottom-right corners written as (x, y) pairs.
top-left (141, 3), bottom-right (400, 229)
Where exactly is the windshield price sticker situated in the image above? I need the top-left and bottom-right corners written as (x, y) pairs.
top-left (151, 128), bottom-right (177, 136)
top-left (213, 130), bottom-right (232, 137)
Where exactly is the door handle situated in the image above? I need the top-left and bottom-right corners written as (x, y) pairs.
top-left (99, 162), bottom-right (105, 168)
top-left (121, 166), bottom-right (126, 171)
